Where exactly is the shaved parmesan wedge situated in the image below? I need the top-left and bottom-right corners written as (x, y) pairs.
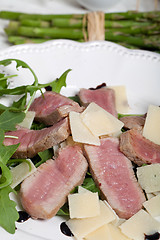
top-left (68, 191), bottom-right (100, 219)
top-left (143, 195), bottom-right (160, 217)
top-left (143, 105), bottom-right (160, 145)
top-left (18, 111), bottom-right (35, 129)
top-left (137, 164), bottom-right (160, 193)
top-left (84, 224), bottom-right (110, 240)
top-left (119, 209), bottom-right (160, 240)
top-left (110, 85), bottom-right (130, 114)
top-left (65, 136), bottom-right (83, 148)
top-left (103, 200), bottom-right (119, 225)
top-left (81, 103), bottom-right (124, 137)
top-left (10, 159), bottom-right (36, 188)
top-left (146, 193), bottom-right (155, 200)
top-left (69, 111), bottom-right (100, 146)
top-left (78, 186), bottom-right (90, 194)
top-left (66, 200), bottom-right (116, 239)
top-left (153, 191), bottom-right (160, 196)
top-left (85, 223), bottom-right (131, 240)
top-left (108, 223), bottom-right (131, 240)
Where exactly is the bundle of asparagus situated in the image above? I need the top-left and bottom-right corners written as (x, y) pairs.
top-left (0, 10), bottom-right (160, 52)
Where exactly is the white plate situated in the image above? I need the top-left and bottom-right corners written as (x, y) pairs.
top-left (0, 39), bottom-right (160, 240)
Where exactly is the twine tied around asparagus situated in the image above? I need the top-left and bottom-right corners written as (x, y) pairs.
top-left (86, 11), bottom-right (105, 41)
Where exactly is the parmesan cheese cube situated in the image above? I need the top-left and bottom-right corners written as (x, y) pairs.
top-left (68, 192), bottom-right (100, 219)
top-left (137, 164), bottom-right (160, 193)
top-left (18, 111), bottom-right (35, 129)
top-left (69, 111), bottom-right (100, 146)
top-left (81, 103), bottom-right (124, 137)
top-left (10, 159), bottom-right (36, 188)
top-left (66, 200), bottom-right (116, 239)
top-left (142, 104), bottom-right (160, 145)
top-left (110, 85), bottom-right (130, 114)
top-left (119, 209), bottom-right (160, 240)
top-left (143, 195), bottom-right (160, 217)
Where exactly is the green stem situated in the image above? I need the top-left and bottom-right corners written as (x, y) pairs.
top-left (105, 25), bottom-right (160, 35)
top-left (20, 19), bottom-right (50, 28)
top-left (17, 18), bottom-right (155, 29)
top-left (0, 11), bottom-right (83, 20)
top-left (105, 32), bottom-right (160, 50)
top-left (6, 25), bottom-right (84, 40)
top-left (1, 10), bottom-right (160, 21)
top-left (8, 36), bottom-right (48, 44)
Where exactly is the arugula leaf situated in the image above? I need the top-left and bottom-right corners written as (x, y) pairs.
top-left (26, 69), bottom-right (71, 94)
top-left (0, 58), bottom-right (38, 86)
top-left (11, 94), bottom-right (27, 110)
top-left (0, 73), bottom-right (17, 91)
top-left (0, 104), bottom-right (21, 113)
top-left (118, 113), bottom-right (143, 119)
top-left (0, 73), bottom-right (8, 90)
top-left (0, 85), bottom-right (27, 96)
top-left (81, 177), bottom-right (100, 194)
top-left (0, 110), bottom-right (25, 131)
top-left (0, 162), bottom-right (12, 189)
top-left (49, 69), bottom-right (71, 93)
top-left (35, 149), bottom-right (53, 167)
top-left (0, 59), bottom-right (71, 113)
top-left (69, 95), bottom-right (80, 103)
top-left (0, 130), bottom-right (19, 165)
top-left (7, 159), bottom-right (32, 171)
top-left (56, 203), bottom-right (69, 216)
top-left (0, 59), bottom-right (39, 113)
top-left (0, 186), bottom-right (19, 234)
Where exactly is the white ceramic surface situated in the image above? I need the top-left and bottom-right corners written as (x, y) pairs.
top-left (75, 0), bottom-right (119, 10)
top-left (0, 39), bottom-right (160, 240)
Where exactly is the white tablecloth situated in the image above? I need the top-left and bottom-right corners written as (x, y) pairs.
top-left (0, 0), bottom-right (160, 50)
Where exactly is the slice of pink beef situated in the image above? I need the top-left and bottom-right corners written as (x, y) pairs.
top-left (119, 115), bottom-right (145, 130)
top-left (4, 118), bottom-right (70, 158)
top-left (84, 137), bottom-right (145, 219)
top-left (119, 129), bottom-right (160, 166)
top-left (78, 87), bottom-right (117, 117)
top-left (29, 91), bottom-right (83, 125)
top-left (20, 145), bottom-right (88, 219)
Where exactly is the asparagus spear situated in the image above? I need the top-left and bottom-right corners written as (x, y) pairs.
top-left (104, 11), bottom-right (160, 21)
top-left (7, 34), bottom-right (160, 52)
top-left (5, 25), bottom-right (84, 40)
top-left (21, 19), bottom-right (50, 28)
top-left (19, 18), bottom-right (153, 29)
top-left (7, 35), bottom-right (137, 50)
top-left (1, 10), bottom-right (160, 53)
top-left (8, 36), bottom-right (84, 45)
top-left (8, 36), bottom-right (48, 44)
top-left (5, 21), bottom-right (160, 40)
top-left (0, 11), bottom-right (83, 20)
top-left (105, 25), bottom-right (160, 35)
top-left (1, 10), bottom-right (160, 21)
top-left (6, 28), bottom-right (160, 51)
top-left (20, 18), bottom-right (84, 28)
top-left (105, 32), bottom-right (160, 50)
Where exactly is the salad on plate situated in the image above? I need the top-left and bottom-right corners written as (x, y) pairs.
top-left (0, 58), bottom-right (160, 240)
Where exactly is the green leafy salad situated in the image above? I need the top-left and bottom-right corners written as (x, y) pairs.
top-left (0, 59), bottom-right (99, 234)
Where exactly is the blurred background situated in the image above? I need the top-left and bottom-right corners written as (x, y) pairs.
top-left (0, 0), bottom-right (160, 52)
